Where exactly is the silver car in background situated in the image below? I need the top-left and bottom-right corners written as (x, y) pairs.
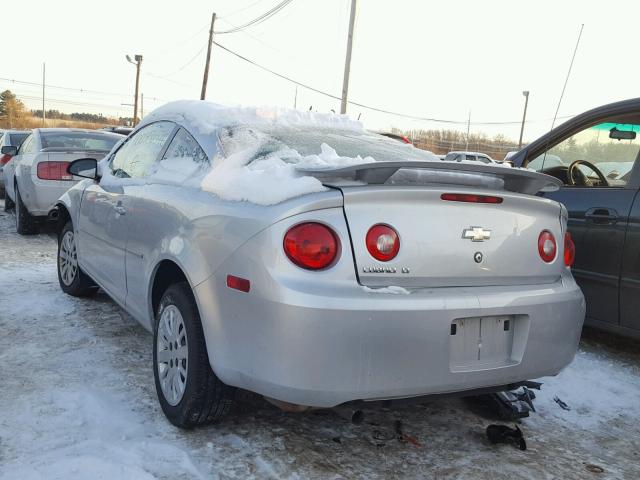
top-left (3, 128), bottom-right (122, 233)
top-left (445, 151), bottom-right (496, 164)
top-left (0, 129), bottom-right (30, 198)
top-left (52, 103), bottom-right (585, 429)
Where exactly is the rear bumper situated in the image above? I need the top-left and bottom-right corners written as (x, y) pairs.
top-left (195, 271), bottom-right (585, 408)
top-left (20, 176), bottom-right (78, 216)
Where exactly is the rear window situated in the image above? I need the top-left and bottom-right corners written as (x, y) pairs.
top-left (7, 132), bottom-right (29, 147)
top-left (40, 131), bottom-right (121, 152)
top-left (219, 126), bottom-right (438, 164)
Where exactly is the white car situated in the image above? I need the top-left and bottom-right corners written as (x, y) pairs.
top-left (3, 128), bottom-right (122, 233)
top-left (444, 151), bottom-right (496, 164)
top-left (0, 130), bottom-right (30, 198)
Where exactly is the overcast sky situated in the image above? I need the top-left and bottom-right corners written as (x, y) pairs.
top-left (4, 0), bottom-right (639, 142)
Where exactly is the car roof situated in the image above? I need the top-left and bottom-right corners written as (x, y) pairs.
top-left (136, 100), bottom-right (367, 159)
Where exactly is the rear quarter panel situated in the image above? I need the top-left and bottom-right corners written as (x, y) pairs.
top-left (122, 184), bottom-right (343, 329)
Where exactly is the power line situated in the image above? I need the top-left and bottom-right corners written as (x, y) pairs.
top-left (213, 41), bottom-right (574, 126)
top-left (151, 44), bottom-right (207, 79)
top-left (214, 0), bottom-right (295, 34)
top-left (17, 94), bottom-right (130, 111)
top-left (214, 40), bottom-right (342, 99)
top-left (0, 76), bottom-right (165, 102)
top-left (222, 0), bottom-right (271, 18)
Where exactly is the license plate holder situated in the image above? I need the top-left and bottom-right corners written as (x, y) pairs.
top-left (449, 315), bottom-right (517, 371)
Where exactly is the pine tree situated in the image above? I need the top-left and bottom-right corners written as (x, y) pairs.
top-left (0, 90), bottom-right (26, 128)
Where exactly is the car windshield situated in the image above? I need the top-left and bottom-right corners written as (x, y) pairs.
top-left (7, 132), bottom-right (29, 147)
top-left (40, 131), bottom-right (121, 152)
top-left (218, 126), bottom-right (438, 165)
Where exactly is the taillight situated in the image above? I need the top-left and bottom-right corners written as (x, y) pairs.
top-left (366, 224), bottom-right (400, 261)
top-left (538, 230), bottom-right (557, 263)
top-left (441, 193), bottom-right (503, 204)
top-left (37, 161), bottom-right (73, 180)
top-left (0, 154), bottom-right (12, 166)
top-left (564, 232), bottom-right (575, 267)
top-left (284, 222), bottom-right (339, 270)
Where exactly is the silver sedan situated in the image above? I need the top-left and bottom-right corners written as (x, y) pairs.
top-left (3, 128), bottom-right (122, 234)
top-left (52, 102), bottom-right (585, 428)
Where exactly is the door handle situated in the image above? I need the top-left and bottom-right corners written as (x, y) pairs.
top-left (114, 205), bottom-right (127, 216)
top-left (585, 207), bottom-right (618, 225)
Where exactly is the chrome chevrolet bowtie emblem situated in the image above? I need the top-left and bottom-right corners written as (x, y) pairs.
top-left (462, 227), bottom-right (491, 242)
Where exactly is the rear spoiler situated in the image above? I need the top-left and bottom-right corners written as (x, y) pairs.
top-left (297, 161), bottom-right (562, 195)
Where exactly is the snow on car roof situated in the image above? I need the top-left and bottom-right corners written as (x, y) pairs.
top-left (141, 100), bottom-right (364, 135)
top-left (112, 101), bottom-right (550, 206)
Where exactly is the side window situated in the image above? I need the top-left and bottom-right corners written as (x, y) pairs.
top-left (18, 134), bottom-right (34, 154)
top-left (162, 128), bottom-right (209, 166)
top-left (465, 154), bottom-right (475, 161)
top-left (527, 121), bottom-right (640, 187)
top-left (111, 121), bottom-right (174, 178)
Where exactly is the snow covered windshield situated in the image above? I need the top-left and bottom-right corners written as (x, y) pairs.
top-left (218, 125), bottom-right (439, 167)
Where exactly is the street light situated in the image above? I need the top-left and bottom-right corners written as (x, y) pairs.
top-left (125, 54), bottom-right (143, 125)
top-left (518, 90), bottom-right (530, 149)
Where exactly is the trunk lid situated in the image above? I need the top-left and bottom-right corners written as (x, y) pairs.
top-left (297, 161), bottom-right (565, 288)
top-left (339, 186), bottom-right (563, 288)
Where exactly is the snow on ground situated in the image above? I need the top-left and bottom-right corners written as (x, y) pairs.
top-left (1, 201), bottom-right (639, 479)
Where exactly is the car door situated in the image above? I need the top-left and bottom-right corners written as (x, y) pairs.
top-left (525, 120), bottom-right (640, 327)
top-left (11, 133), bottom-right (37, 198)
top-left (620, 189), bottom-right (640, 333)
top-left (4, 133), bottom-right (32, 199)
top-left (77, 121), bottom-right (175, 304)
top-left (124, 126), bottom-right (209, 326)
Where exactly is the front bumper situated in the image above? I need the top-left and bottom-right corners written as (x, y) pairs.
top-left (195, 271), bottom-right (585, 408)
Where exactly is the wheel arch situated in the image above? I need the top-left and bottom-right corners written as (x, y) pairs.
top-left (51, 202), bottom-right (72, 237)
top-left (149, 259), bottom-right (194, 331)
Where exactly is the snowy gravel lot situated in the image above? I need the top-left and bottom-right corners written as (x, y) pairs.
top-left (0, 199), bottom-right (639, 479)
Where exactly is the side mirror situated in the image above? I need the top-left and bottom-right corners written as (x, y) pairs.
top-left (68, 158), bottom-right (99, 180)
top-left (1, 145), bottom-right (17, 156)
top-left (609, 127), bottom-right (636, 141)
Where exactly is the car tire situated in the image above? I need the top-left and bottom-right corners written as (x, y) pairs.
top-left (3, 186), bottom-right (14, 211)
top-left (57, 220), bottom-right (98, 297)
top-left (15, 186), bottom-right (37, 235)
top-left (153, 282), bottom-right (236, 429)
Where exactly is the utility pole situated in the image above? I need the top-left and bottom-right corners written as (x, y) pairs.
top-left (518, 90), bottom-right (530, 149)
top-left (42, 62), bottom-right (46, 126)
top-left (465, 111), bottom-right (471, 150)
top-left (126, 54), bottom-right (143, 125)
top-left (340, 0), bottom-right (357, 114)
top-left (201, 12), bottom-right (216, 100)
